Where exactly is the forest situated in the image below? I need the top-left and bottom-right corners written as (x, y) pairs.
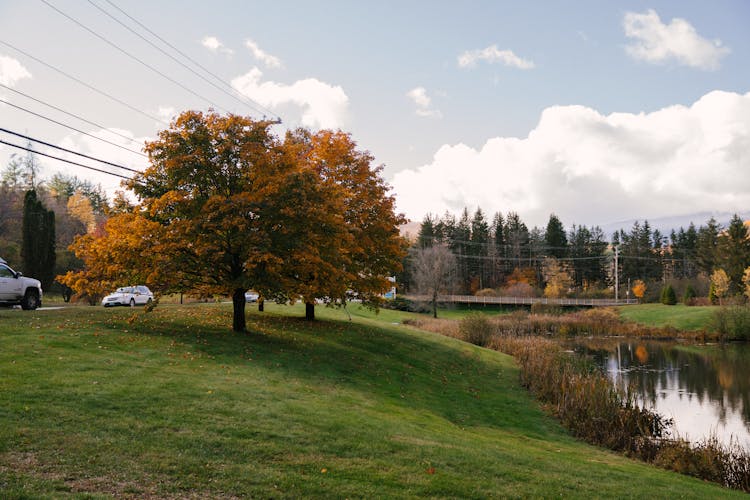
top-left (401, 207), bottom-right (750, 304)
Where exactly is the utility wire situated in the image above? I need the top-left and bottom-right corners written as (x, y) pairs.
top-left (88, 0), bottom-right (278, 121)
top-left (0, 127), bottom-right (140, 173)
top-left (0, 39), bottom-right (166, 125)
top-left (40, 0), bottom-right (231, 114)
top-left (0, 85), bottom-right (147, 156)
top-left (102, 0), bottom-right (280, 121)
top-left (0, 139), bottom-right (132, 180)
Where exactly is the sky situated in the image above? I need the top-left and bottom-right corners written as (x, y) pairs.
top-left (0, 1), bottom-right (749, 230)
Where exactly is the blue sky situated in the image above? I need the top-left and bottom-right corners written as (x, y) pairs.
top-left (1, 1), bottom-right (749, 228)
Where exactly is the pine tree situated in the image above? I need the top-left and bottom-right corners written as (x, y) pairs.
top-left (544, 213), bottom-right (567, 259)
top-left (718, 214), bottom-right (750, 294)
top-left (22, 189), bottom-right (56, 290)
top-left (661, 284), bottom-right (676, 305)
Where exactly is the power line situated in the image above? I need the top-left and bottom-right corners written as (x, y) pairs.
top-left (87, 0), bottom-right (279, 122)
top-left (0, 139), bottom-right (132, 180)
top-left (102, 0), bottom-right (280, 121)
top-left (0, 39), bottom-right (167, 124)
top-left (0, 85), bottom-right (147, 157)
top-left (0, 127), bottom-right (140, 173)
top-left (41, 0), bottom-right (231, 114)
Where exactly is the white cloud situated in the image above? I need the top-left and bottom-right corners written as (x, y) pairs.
top-left (245, 39), bottom-right (282, 68)
top-left (231, 67), bottom-right (348, 129)
top-left (458, 45), bottom-right (534, 69)
top-left (391, 90), bottom-right (750, 228)
top-left (0, 55), bottom-right (31, 86)
top-left (406, 87), bottom-right (442, 118)
top-left (201, 36), bottom-right (234, 55)
top-left (623, 9), bottom-right (730, 70)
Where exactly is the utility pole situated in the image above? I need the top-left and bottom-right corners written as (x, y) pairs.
top-left (614, 246), bottom-right (619, 302)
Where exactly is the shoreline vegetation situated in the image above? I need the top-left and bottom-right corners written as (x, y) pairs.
top-left (404, 307), bottom-right (750, 492)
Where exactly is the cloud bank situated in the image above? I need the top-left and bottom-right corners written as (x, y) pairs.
top-left (231, 67), bottom-right (348, 129)
top-left (458, 45), bottom-right (534, 69)
top-left (623, 9), bottom-right (730, 70)
top-left (391, 90), bottom-right (750, 227)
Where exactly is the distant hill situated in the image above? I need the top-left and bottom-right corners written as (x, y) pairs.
top-left (600, 211), bottom-right (750, 238)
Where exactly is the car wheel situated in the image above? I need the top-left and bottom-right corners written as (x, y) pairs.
top-left (130, 298), bottom-right (135, 307)
top-left (21, 289), bottom-right (39, 310)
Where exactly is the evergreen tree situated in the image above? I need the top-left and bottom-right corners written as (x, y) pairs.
top-left (717, 214), bottom-right (750, 294)
top-left (22, 189), bottom-right (56, 290)
top-left (451, 208), bottom-right (472, 292)
top-left (544, 213), bottom-right (567, 258)
top-left (469, 208), bottom-right (490, 290)
top-left (660, 284), bottom-right (676, 305)
top-left (417, 214), bottom-right (438, 248)
top-left (696, 217), bottom-right (721, 275)
top-left (504, 212), bottom-right (529, 270)
top-left (491, 211), bottom-right (505, 285)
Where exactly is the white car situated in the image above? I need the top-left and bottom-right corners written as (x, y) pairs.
top-left (0, 258), bottom-right (43, 310)
top-left (245, 291), bottom-right (259, 302)
top-left (102, 286), bottom-right (153, 307)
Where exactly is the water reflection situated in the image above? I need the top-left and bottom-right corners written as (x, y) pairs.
top-left (572, 339), bottom-right (750, 448)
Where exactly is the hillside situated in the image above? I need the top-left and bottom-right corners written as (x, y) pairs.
top-left (0, 303), bottom-right (738, 498)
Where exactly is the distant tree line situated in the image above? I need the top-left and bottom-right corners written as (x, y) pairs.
top-left (403, 208), bottom-right (750, 302)
top-left (0, 145), bottom-right (109, 298)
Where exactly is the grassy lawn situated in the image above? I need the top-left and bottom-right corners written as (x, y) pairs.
top-left (0, 302), bottom-right (738, 498)
top-left (617, 303), bottom-right (716, 331)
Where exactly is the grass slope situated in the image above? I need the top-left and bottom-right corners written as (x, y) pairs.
top-left (617, 304), bottom-right (715, 331)
top-left (0, 303), bottom-right (737, 498)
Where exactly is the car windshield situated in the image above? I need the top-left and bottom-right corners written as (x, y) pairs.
top-left (116, 287), bottom-right (131, 293)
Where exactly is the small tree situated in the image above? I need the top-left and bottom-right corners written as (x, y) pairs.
top-left (543, 257), bottom-right (572, 298)
top-left (683, 284), bottom-right (697, 304)
top-left (660, 284), bottom-right (677, 305)
top-left (710, 269), bottom-right (730, 305)
top-left (632, 279), bottom-right (647, 302)
top-left (410, 244), bottom-right (456, 318)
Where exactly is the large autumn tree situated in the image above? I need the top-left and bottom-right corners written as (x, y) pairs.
top-left (62, 111), bottom-right (406, 330)
top-left (265, 128), bottom-right (408, 320)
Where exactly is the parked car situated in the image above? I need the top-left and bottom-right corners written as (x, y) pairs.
top-left (102, 285), bottom-right (153, 307)
top-left (0, 257), bottom-right (43, 310)
top-left (245, 291), bottom-right (259, 303)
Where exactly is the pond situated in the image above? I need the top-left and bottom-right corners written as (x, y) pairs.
top-left (572, 339), bottom-right (750, 448)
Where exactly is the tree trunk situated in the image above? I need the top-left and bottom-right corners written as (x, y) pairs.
top-left (232, 288), bottom-right (247, 332)
top-left (432, 291), bottom-right (438, 318)
top-left (258, 297), bottom-right (264, 312)
top-left (305, 302), bottom-right (315, 321)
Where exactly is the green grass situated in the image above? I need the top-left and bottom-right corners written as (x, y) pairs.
top-left (0, 303), bottom-right (738, 498)
top-left (617, 303), bottom-right (716, 331)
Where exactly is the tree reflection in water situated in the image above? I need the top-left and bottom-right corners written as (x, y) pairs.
top-left (572, 339), bottom-right (750, 447)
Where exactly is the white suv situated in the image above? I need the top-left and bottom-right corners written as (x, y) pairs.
top-left (102, 286), bottom-right (154, 307)
top-left (0, 258), bottom-right (43, 310)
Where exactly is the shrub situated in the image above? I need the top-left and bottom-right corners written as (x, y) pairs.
top-left (530, 302), bottom-right (563, 315)
top-left (383, 296), bottom-right (413, 311)
top-left (661, 285), bottom-right (677, 305)
top-left (458, 313), bottom-right (496, 347)
top-left (710, 306), bottom-right (750, 340)
top-left (475, 288), bottom-right (498, 297)
top-left (683, 285), bottom-right (697, 304)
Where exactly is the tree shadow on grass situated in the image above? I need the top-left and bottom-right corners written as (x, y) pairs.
top-left (111, 305), bottom-right (558, 439)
